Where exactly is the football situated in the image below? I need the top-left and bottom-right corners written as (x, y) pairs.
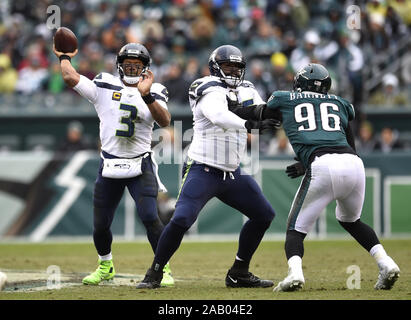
top-left (54, 27), bottom-right (78, 53)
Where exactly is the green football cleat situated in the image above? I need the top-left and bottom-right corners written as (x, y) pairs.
top-left (82, 259), bottom-right (115, 285)
top-left (161, 263), bottom-right (174, 287)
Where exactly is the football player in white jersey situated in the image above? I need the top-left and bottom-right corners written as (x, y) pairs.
top-left (53, 42), bottom-right (174, 286)
top-left (137, 45), bottom-right (279, 289)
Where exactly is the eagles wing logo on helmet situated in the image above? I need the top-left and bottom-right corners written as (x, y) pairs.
top-left (293, 63), bottom-right (331, 94)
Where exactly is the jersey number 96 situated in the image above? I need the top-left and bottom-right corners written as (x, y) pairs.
top-left (295, 102), bottom-right (341, 132)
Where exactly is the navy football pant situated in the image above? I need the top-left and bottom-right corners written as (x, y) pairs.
top-left (93, 153), bottom-right (163, 256)
top-left (151, 162), bottom-right (275, 271)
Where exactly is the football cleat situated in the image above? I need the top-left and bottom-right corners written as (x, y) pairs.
top-left (136, 268), bottom-right (163, 289)
top-left (0, 271), bottom-right (7, 291)
top-left (161, 263), bottom-right (174, 287)
top-left (82, 259), bottom-right (115, 285)
top-left (225, 269), bottom-right (273, 288)
top-left (374, 257), bottom-right (400, 290)
top-left (273, 268), bottom-right (305, 292)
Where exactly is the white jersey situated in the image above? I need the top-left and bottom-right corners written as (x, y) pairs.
top-left (187, 76), bottom-right (265, 171)
top-left (73, 72), bottom-right (168, 158)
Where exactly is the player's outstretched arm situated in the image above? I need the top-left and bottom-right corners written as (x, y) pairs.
top-left (138, 70), bottom-right (171, 127)
top-left (53, 44), bottom-right (80, 88)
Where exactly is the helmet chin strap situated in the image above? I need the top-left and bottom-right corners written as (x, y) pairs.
top-left (220, 69), bottom-right (243, 87)
top-left (122, 75), bottom-right (141, 85)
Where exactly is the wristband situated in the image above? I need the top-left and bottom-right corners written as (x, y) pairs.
top-left (59, 55), bottom-right (71, 62)
top-left (142, 93), bottom-right (155, 104)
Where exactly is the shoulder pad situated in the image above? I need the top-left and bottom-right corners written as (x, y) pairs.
top-left (189, 76), bottom-right (227, 101)
top-left (93, 72), bottom-right (123, 91)
top-left (268, 90), bottom-right (289, 101)
top-left (239, 80), bottom-right (255, 89)
top-left (151, 83), bottom-right (169, 103)
top-left (93, 72), bottom-right (115, 81)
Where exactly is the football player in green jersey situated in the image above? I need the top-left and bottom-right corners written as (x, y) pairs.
top-left (229, 63), bottom-right (400, 292)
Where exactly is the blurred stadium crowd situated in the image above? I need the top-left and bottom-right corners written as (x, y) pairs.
top-left (0, 0), bottom-right (410, 154)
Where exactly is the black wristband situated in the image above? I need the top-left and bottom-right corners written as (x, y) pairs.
top-left (59, 55), bottom-right (71, 62)
top-left (142, 93), bottom-right (155, 104)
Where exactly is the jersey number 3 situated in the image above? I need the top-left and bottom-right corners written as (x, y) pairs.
top-left (295, 102), bottom-right (341, 132)
top-left (116, 103), bottom-right (138, 138)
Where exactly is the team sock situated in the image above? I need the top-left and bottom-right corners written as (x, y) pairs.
top-left (338, 219), bottom-right (380, 252)
top-left (285, 230), bottom-right (306, 260)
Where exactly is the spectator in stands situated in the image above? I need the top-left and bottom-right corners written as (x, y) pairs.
top-left (355, 121), bottom-right (378, 154)
top-left (163, 62), bottom-right (190, 106)
top-left (47, 61), bottom-right (65, 94)
top-left (0, 54), bottom-right (18, 94)
top-left (289, 30), bottom-right (321, 72)
top-left (0, 0), bottom-right (409, 114)
top-left (248, 20), bottom-right (282, 59)
top-left (330, 29), bottom-right (364, 117)
top-left (270, 52), bottom-right (294, 91)
top-left (369, 73), bottom-right (408, 107)
top-left (248, 59), bottom-right (272, 101)
top-left (367, 13), bottom-right (389, 51)
top-left (15, 56), bottom-right (48, 95)
top-left (388, 0), bottom-right (411, 27)
top-left (264, 129), bottom-right (295, 156)
top-left (284, 0), bottom-right (310, 34)
top-left (385, 5), bottom-right (408, 42)
top-left (184, 57), bottom-right (200, 85)
top-left (212, 11), bottom-right (243, 49)
top-left (77, 59), bottom-right (96, 81)
top-left (374, 127), bottom-right (404, 153)
top-left (57, 121), bottom-right (92, 153)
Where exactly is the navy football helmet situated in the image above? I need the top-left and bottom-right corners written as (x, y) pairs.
top-left (116, 43), bottom-right (151, 84)
top-left (208, 45), bottom-right (246, 87)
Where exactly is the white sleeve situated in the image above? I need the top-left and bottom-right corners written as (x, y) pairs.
top-left (73, 75), bottom-right (98, 104)
top-left (151, 83), bottom-right (168, 110)
top-left (199, 91), bottom-right (247, 130)
top-left (252, 88), bottom-right (265, 105)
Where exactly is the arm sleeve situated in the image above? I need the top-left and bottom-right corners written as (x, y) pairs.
top-left (73, 75), bottom-right (98, 104)
top-left (199, 91), bottom-right (247, 130)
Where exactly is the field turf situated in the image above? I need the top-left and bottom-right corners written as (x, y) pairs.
top-left (0, 239), bottom-right (410, 300)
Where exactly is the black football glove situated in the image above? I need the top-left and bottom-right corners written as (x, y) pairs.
top-left (226, 96), bottom-right (241, 110)
top-left (252, 104), bottom-right (282, 127)
top-left (245, 119), bottom-right (278, 135)
top-left (285, 162), bottom-right (306, 179)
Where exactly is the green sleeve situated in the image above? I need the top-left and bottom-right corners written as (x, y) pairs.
top-left (267, 91), bottom-right (289, 110)
top-left (340, 97), bottom-right (355, 121)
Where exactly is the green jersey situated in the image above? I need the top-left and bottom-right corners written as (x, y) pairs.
top-left (267, 90), bottom-right (355, 168)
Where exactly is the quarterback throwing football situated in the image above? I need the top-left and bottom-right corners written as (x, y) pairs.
top-left (53, 42), bottom-right (174, 286)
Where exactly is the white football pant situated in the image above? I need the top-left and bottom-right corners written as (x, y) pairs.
top-left (287, 153), bottom-right (365, 234)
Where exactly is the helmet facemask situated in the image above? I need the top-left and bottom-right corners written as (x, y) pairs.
top-left (218, 62), bottom-right (245, 87)
top-left (117, 59), bottom-right (148, 85)
top-left (209, 45), bottom-right (246, 88)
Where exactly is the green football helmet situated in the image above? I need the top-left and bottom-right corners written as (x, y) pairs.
top-left (293, 63), bottom-right (331, 94)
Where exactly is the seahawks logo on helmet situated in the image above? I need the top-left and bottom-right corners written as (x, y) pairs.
top-left (208, 45), bottom-right (246, 88)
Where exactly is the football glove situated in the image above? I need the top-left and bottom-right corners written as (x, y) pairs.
top-left (245, 119), bottom-right (278, 135)
top-left (285, 162), bottom-right (306, 179)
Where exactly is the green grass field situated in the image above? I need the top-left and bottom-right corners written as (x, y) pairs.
top-left (0, 239), bottom-right (410, 300)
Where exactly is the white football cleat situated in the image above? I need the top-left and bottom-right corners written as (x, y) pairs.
top-left (374, 257), bottom-right (400, 290)
top-left (274, 269), bottom-right (305, 292)
top-left (0, 271), bottom-right (7, 291)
